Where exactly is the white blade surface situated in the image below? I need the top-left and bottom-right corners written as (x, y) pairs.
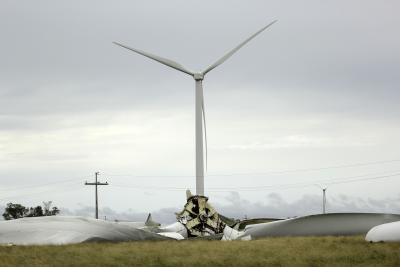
top-left (202, 20), bottom-right (277, 75)
top-left (202, 96), bottom-right (207, 171)
top-left (113, 42), bottom-right (194, 76)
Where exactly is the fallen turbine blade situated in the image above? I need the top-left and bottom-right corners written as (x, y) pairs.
top-left (202, 20), bottom-right (277, 75)
top-left (113, 42), bottom-right (194, 76)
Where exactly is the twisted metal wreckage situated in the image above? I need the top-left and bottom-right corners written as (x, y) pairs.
top-left (149, 190), bottom-right (400, 242)
top-left (176, 191), bottom-right (226, 237)
top-left (1, 191), bottom-right (400, 245)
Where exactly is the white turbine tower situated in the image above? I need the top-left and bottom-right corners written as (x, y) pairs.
top-left (114, 20), bottom-right (277, 196)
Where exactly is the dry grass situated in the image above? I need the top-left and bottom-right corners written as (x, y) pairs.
top-left (0, 236), bottom-right (399, 266)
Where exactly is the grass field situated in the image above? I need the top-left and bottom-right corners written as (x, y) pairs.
top-left (0, 236), bottom-right (399, 267)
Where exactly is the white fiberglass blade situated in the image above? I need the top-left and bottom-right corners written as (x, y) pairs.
top-left (202, 96), bottom-right (208, 172)
top-left (113, 42), bottom-right (194, 76)
top-left (202, 20), bottom-right (277, 75)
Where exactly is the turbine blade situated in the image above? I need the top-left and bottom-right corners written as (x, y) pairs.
top-left (202, 95), bottom-right (208, 172)
top-left (202, 20), bottom-right (277, 75)
top-left (113, 42), bottom-right (194, 76)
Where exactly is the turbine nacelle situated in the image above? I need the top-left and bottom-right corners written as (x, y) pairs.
top-left (193, 73), bottom-right (204, 81)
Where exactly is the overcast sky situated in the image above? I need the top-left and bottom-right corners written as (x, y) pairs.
top-left (1, 0), bottom-right (399, 221)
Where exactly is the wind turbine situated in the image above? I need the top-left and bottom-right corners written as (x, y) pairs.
top-left (114, 20), bottom-right (277, 196)
top-left (315, 184), bottom-right (328, 214)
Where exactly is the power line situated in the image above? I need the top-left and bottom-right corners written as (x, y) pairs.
top-left (103, 159), bottom-right (400, 178)
top-left (208, 159), bottom-right (400, 177)
top-left (0, 176), bottom-right (92, 192)
top-left (0, 184), bottom-right (83, 202)
top-left (0, 159), bottom-right (399, 197)
top-left (3, 171), bottom-right (397, 201)
top-left (107, 171), bottom-right (400, 192)
top-left (0, 175), bottom-right (93, 201)
top-left (207, 172), bottom-right (400, 192)
top-left (1, 170), bottom-right (398, 201)
top-left (327, 173), bottom-right (400, 185)
top-left (203, 169), bottom-right (400, 190)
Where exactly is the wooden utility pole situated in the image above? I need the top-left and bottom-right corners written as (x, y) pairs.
top-left (85, 172), bottom-right (108, 219)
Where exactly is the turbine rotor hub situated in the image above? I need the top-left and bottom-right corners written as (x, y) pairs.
top-left (193, 73), bottom-right (204, 81)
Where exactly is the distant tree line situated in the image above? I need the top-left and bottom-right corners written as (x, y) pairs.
top-left (2, 201), bottom-right (60, 220)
